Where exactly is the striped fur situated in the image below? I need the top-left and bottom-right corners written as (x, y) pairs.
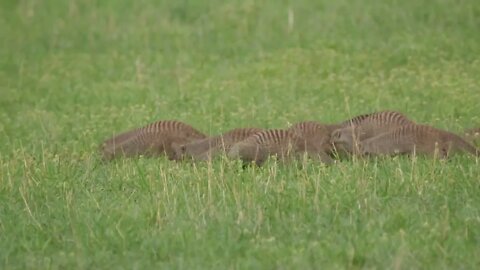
top-left (173, 127), bottom-right (263, 161)
top-left (340, 110), bottom-right (412, 127)
top-left (331, 111), bottom-right (415, 155)
top-left (228, 129), bottom-right (334, 166)
top-left (288, 121), bottom-right (339, 155)
top-left (101, 120), bottom-right (207, 160)
top-left (359, 124), bottom-right (479, 158)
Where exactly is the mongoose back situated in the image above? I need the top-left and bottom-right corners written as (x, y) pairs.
top-left (339, 110), bottom-right (412, 127)
top-left (331, 111), bottom-right (415, 155)
top-left (359, 124), bottom-right (479, 158)
top-left (228, 129), bottom-right (334, 166)
top-left (101, 120), bottom-right (207, 160)
top-left (173, 127), bottom-right (263, 161)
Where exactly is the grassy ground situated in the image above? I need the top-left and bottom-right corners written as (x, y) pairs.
top-left (1, 0), bottom-right (480, 269)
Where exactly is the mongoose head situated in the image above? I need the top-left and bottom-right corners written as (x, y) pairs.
top-left (464, 128), bottom-right (480, 147)
top-left (171, 142), bottom-right (188, 161)
top-left (330, 126), bottom-right (365, 155)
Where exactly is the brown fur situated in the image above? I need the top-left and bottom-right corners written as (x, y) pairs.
top-left (173, 127), bottom-right (263, 161)
top-left (228, 129), bottom-right (334, 166)
top-left (288, 121), bottom-right (340, 156)
top-left (359, 124), bottom-right (479, 158)
top-left (331, 111), bottom-right (415, 155)
top-left (339, 110), bottom-right (413, 126)
top-left (464, 127), bottom-right (480, 147)
top-left (100, 120), bottom-right (207, 160)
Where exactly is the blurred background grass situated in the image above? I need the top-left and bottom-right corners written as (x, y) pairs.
top-left (1, 0), bottom-right (479, 154)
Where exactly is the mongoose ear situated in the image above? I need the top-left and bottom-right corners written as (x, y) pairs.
top-left (331, 129), bottom-right (342, 140)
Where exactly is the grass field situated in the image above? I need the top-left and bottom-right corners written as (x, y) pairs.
top-left (1, 0), bottom-right (480, 269)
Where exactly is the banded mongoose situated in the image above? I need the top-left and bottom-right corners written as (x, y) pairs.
top-left (358, 124), bottom-right (479, 158)
top-left (228, 129), bottom-right (334, 166)
top-left (173, 127), bottom-right (263, 161)
top-left (287, 121), bottom-right (340, 157)
top-left (101, 120), bottom-right (207, 160)
top-left (464, 127), bottom-right (480, 146)
top-left (331, 110), bottom-right (415, 155)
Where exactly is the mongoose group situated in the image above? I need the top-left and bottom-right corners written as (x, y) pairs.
top-left (100, 110), bottom-right (479, 166)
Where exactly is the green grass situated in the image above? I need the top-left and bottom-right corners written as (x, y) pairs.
top-left (1, 0), bottom-right (480, 269)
